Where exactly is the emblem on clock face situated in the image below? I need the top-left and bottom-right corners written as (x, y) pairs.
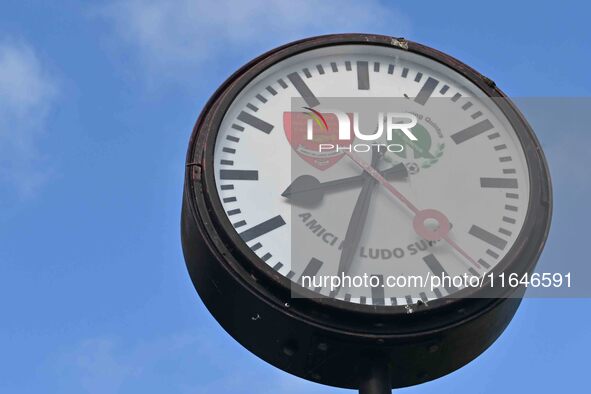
top-left (386, 121), bottom-right (446, 170)
top-left (283, 110), bottom-right (353, 171)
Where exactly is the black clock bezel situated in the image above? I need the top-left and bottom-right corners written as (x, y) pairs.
top-left (184, 33), bottom-right (552, 335)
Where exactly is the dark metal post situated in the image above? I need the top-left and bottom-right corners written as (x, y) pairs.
top-left (359, 361), bottom-right (392, 394)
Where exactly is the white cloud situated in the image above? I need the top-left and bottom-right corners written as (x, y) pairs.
top-left (59, 333), bottom-right (198, 394)
top-left (0, 38), bottom-right (57, 195)
top-left (68, 339), bottom-right (137, 394)
top-left (59, 329), bottom-right (346, 394)
top-left (100, 0), bottom-right (410, 83)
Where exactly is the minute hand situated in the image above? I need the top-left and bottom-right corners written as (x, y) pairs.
top-left (337, 150), bottom-right (381, 280)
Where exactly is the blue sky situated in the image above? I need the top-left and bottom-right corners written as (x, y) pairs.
top-left (0, 1), bottom-right (589, 393)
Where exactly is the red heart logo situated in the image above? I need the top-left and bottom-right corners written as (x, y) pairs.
top-left (283, 111), bottom-right (354, 171)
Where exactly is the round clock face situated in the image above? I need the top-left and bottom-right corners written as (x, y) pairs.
top-left (210, 43), bottom-right (531, 307)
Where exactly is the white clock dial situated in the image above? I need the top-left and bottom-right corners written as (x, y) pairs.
top-left (211, 45), bottom-right (530, 306)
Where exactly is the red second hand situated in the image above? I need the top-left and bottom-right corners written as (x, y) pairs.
top-left (345, 151), bottom-right (481, 269)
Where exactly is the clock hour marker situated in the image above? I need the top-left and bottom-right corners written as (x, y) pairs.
top-left (237, 111), bottom-right (274, 134)
top-left (450, 119), bottom-right (494, 144)
top-left (414, 77), bottom-right (439, 105)
top-left (371, 275), bottom-right (385, 305)
top-left (233, 220), bottom-right (247, 228)
top-left (239, 215), bottom-right (286, 242)
top-left (255, 94), bottom-right (267, 103)
top-left (287, 72), bottom-right (319, 108)
top-left (486, 249), bottom-right (499, 259)
top-left (299, 257), bottom-right (323, 284)
top-left (478, 259), bottom-right (491, 269)
top-left (220, 169), bottom-right (259, 180)
top-left (423, 254), bottom-right (456, 292)
top-left (469, 225), bottom-right (508, 250)
top-left (468, 268), bottom-right (479, 277)
top-left (261, 252), bottom-right (272, 261)
top-left (480, 177), bottom-right (518, 188)
top-left (356, 61), bottom-right (370, 90)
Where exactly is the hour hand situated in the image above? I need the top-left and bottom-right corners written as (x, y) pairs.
top-left (282, 162), bottom-right (408, 207)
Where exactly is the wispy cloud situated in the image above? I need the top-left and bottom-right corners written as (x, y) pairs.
top-left (58, 333), bottom-right (198, 394)
top-left (0, 38), bottom-right (57, 195)
top-left (66, 339), bottom-right (138, 394)
top-left (58, 329), bottom-right (345, 394)
top-left (99, 0), bottom-right (410, 84)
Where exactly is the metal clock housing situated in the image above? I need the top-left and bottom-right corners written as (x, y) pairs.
top-left (181, 34), bottom-right (551, 389)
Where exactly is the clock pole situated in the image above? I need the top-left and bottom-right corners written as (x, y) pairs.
top-left (358, 358), bottom-right (392, 394)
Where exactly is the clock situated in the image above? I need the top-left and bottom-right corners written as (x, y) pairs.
top-left (181, 34), bottom-right (551, 393)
